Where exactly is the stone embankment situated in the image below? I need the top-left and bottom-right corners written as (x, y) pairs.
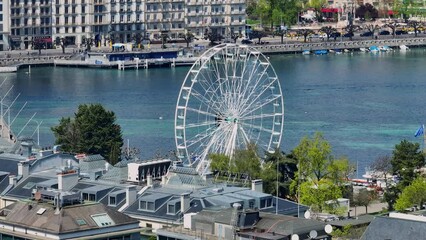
top-left (252, 37), bottom-right (426, 54)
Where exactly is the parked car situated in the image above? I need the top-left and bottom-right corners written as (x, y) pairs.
top-left (360, 32), bottom-right (373, 37)
top-left (241, 39), bottom-right (253, 44)
top-left (343, 32), bottom-right (354, 38)
top-left (395, 30), bottom-right (408, 35)
top-left (330, 32), bottom-right (341, 38)
top-left (379, 30), bottom-right (390, 35)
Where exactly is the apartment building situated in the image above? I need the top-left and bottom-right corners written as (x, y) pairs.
top-left (0, 1), bottom-right (10, 51)
top-left (2, 0), bottom-right (246, 50)
top-left (185, 0), bottom-right (246, 38)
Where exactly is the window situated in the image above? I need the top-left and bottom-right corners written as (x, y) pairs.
top-left (89, 194), bottom-right (96, 201)
top-left (168, 204), bottom-right (175, 214)
top-left (147, 202), bottom-right (154, 210)
top-left (140, 200), bottom-right (147, 209)
top-left (109, 196), bottom-right (116, 205)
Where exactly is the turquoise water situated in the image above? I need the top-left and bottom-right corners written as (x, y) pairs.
top-left (2, 49), bottom-right (426, 174)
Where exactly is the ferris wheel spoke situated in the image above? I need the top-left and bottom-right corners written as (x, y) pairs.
top-left (240, 112), bottom-right (281, 121)
top-left (185, 121), bottom-right (217, 129)
top-left (239, 122), bottom-right (274, 135)
top-left (188, 88), bottom-right (222, 113)
top-left (186, 107), bottom-right (218, 118)
top-left (240, 95), bottom-right (282, 118)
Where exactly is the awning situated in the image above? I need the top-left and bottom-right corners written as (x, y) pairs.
top-left (321, 8), bottom-right (340, 13)
top-left (9, 36), bottom-right (21, 42)
top-left (112, 43), bottom-right (125, 48)
top-left (388, 10), bottom-right (396, 15)
top-left (34, 37), bottom-right (52, 43)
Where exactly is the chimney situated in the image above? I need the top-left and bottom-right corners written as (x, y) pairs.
top-left (9, 175), bottom-right (17, 186)
top-left (21, 141), bottom-right (33, 158)
top-left (251, 179), bottom-right (263, 193)
top-left (18, 161), bottom-right (30, 178)
top-left (180, 193), bottom-right (190, 213)
top-left (105, 162), bottom-right (109, 172)
top-left (147, 175), bottom-right (153, 187)
top-left (161, 175), bottom-right (167, 185)
top-left (126, 185), bottom-right (137, 206)
top-left (58, 169), bottom-right (78, 191)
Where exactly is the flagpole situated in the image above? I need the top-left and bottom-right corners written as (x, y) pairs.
top-left (423, 124), bottom-right (425, 153)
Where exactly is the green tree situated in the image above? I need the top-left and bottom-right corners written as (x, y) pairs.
top-left (52, 103), bottom-right (123, 164)
top-left (300, 179), bottom-right (342, 212)
top-left (209, 153), bottom-right (232, 173)
top-left (265, 150), bottom-right (298, 197)
top-left (307, 0), bottom-right (327, 22)
top-left (249, 30), bottom-right (268, 44)
top-left (293, 132), bottom-right (332, 182)
top-left (234, 143), bottom-right (262, 179)
top-left (395, 177), bottom-right (426, 211)
top-left (355, 3), bottom-right (379, 20)
top-left (391, 140), bottom-right (425, 188)
top-left (327, 157), bottom-right (355, 185)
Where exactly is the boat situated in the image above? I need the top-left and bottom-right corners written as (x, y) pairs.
top-left (359, 48), bottom-right (369, 52)
top-left (379, 46), bottom-right (391, 52)
top-left (302, 50), bottom-right (311, 55)
top-left (314, 50), bottom-right (328, 55)
top-left (400, 45), bottom-right (409, 51)
top-left (344, 49), bottom-right (351, 53)
top-left (369, 46), bottom-right (379, 53)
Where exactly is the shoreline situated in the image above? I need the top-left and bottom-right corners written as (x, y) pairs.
top-left (1, 37), bottom-right (426, 73)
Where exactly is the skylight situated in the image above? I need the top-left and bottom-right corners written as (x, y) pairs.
top-left (76, 219), bottom-right (87, 226)
top-left (91, 213), bottom-right (115, 227)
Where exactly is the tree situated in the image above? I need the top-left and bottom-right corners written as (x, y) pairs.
top-left (320, 26), bottom-right (337, 41)
top-left (264, 149), bottom-right (297, 197)
top-left (355, 3), bottom-right (379, 20)
top-left (364, 24), bottom-right (380, 39)
top-left (204, 28), bottom-right (223, 46)
top-left (370, 155), bottom-right (392, 188)
top-left (393, 0), bottom-right (425, 22)
top-left (293, 132), bottom-right (332, 182)
top-left (408, 20), bottom-right (423, 37)
top-left (353, 188), bottom-right (377, 214)
top-left (249, 30), bottom-right (268, 44)
top-left (307, 0), bottom-right (327, 22)
top-left (160, 31), bottom-right (169, 49)
top-left (391, 140), bottom-right (425, 188)
top-left (51, 104), bottom-right (124, 164)
top-left (209, 153), bottom-right (232, 173)
top-left (327, 157), bottom-right (355, 185)
top-left (234, 143), bottom-right (262, 179)
top-left (395, 177), bottom-right (426, 211)
top-left (300, 179), bottom-right (342, 212)
top-left (297, 29), bottom-right (315, 43)
top-left (384, 21), bottom-right (400, 38)
top-left (179, 31), bottom-right (195, 48)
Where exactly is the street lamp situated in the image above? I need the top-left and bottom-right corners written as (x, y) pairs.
top-left (31, 119), bottom-right (42, 146)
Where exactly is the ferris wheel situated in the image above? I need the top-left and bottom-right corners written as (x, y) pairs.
top-left (174, 44), bottom-right (284, 174)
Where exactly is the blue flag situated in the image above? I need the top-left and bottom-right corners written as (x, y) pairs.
top-left (415, 125), bottom-right (424, 137)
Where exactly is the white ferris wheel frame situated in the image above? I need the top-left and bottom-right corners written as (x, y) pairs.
top-left (174, 43), bottom-right (284, 174)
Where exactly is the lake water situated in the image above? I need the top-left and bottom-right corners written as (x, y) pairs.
top-left (2, 49), bottom-right (426, 174)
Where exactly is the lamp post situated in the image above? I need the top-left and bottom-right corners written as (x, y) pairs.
top-left (31, 119), bottom-right (42, 146)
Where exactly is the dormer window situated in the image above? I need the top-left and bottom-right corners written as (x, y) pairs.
top-left (109, 196), bottom-right (116, 206)
top-left (139, 200), bottom-right (155, 211)
top-left (167, 202), bottom-right (181, 215)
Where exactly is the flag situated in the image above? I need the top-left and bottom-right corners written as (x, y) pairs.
top-left (415, 125), bottom-right (424, 137)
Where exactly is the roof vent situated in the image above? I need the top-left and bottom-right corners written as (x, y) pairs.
top-left (37, 208), bottom-right (46, 215)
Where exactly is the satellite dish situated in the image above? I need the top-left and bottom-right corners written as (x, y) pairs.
top-left (291, 234), bottom-right (299, 240)
top-left (309, 230), bottom-right (318, 239)
top-left (304, 210), bottom-right (311, 219)
top-left (325, 224), bottom-right (333, 234)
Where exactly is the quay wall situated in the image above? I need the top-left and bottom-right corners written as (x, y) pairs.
top-left (252, 37), bottom-right (426, 54)
top-left (1, 37), bottom-right (426, 72)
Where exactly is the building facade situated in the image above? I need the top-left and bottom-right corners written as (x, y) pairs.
top-left (2, 0), bottom-right (246, 50)
top-left (0, 1), bottom-right (10, 51)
